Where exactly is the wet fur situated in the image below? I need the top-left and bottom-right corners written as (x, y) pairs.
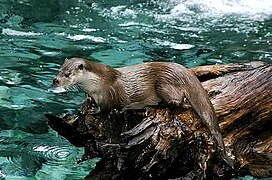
top-left (54, 57), bottom-right (234, 168)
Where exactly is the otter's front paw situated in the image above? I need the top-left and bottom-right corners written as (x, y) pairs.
top-left (80, 97), bottom-right (101, 115)
top-left (88, 106), bottom-right (101, 115)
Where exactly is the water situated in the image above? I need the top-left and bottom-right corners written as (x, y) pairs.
top-left (0, 0), bottom-right (271, 179)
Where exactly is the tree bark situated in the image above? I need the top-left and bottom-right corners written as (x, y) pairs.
top-left (45, 61), bottom-right (272, 180)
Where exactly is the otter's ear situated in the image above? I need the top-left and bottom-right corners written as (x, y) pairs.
top-left (78, 64), bottom-right (84, 70)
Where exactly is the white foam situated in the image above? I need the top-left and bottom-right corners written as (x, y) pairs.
top-left (93, 0), bottom-right (272, 24)
top-left (82, 28), bottom-right (97, 32)
top-left (168, 0), bottom-right (272, 19)
top-left (122, 8), bottom-right (137, 18)
top-left (170, 43), bottom-right (195, 50)
top-left (152, 38), bottom-right (195, 50)
top-left (67, 34), bottom-right (106, 42)
top-left (2, 28), bottom-right (42, 36)
top-left (118, 22), bottom-right (152, 27)
top-left (110, 5), bottom-right (126, 14)
top-left (0, 171), bottom-right (5, 179)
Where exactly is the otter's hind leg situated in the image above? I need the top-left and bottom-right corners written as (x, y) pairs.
top-left (156, 85), bottom-right (186, 108)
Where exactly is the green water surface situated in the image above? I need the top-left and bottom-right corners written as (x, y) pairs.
top-left (0, 0), bottom-right (271, 179)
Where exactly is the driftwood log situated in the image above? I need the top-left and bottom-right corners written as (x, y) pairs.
top-left (45, 61), bottom-right (272, 180)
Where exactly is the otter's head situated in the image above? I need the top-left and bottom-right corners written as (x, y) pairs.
top-left (53, 58), bottom-right (120, 95)
top-left (53, 58), bottom-right (94, 89)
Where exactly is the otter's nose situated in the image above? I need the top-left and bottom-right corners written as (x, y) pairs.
top-left (53, 78), bottom-right (59, 85)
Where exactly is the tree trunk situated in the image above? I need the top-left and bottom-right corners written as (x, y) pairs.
top-left (46, 61), bottom-right (272, 180)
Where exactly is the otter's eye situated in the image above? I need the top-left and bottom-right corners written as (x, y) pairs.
top-left (64, 72), bottom-right (71, 78)
top-left (78, 64), bottom-right (84, 70)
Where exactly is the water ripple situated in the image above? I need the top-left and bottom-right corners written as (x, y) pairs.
top-left (33, 145), bottom-right (77, 165)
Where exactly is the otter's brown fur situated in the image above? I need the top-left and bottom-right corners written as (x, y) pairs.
top-left (53, 57), bottom-right (234, 168)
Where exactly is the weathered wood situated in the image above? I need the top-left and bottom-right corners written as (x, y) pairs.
top-left (195, 61), bottom-right (272, 178)
top-left (46, 61), bottom-right (271, 179)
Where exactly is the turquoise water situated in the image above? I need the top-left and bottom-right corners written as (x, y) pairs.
top-left (0, 0), bottom-right (271, 179)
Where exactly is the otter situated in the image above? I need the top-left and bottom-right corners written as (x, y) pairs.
top-left (53, 57), bottom-right (234, 168)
